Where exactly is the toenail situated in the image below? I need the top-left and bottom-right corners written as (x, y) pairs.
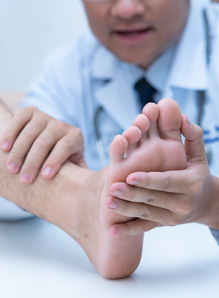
top-left (110, 201), bottom-right (118, 209)
top-left (112, 190), bottom-right (122, 197)
top-left (128, 180), bottom-right (139, 185)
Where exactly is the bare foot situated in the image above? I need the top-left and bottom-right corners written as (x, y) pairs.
top-left (100, 98), bottom-right (186, 277)
top-left (105, 97), bottom-right (186, 218)
top-left (104, 98), bottom-right (186, 239)
top-left (62, 98), bottom-right (186, 279)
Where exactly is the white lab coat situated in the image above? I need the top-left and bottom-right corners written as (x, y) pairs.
top-left (1, 0), bottom-right (219, 229)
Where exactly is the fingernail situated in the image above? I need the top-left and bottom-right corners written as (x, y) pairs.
top-left (112, 190), bottom-right (122, 197)
top-left (20, 173), bottom-right (30, 183)
top-left (2, 142), bottom-right (10, 151)
top-left (43, 167), bottom-right (52, 177)
top-left (8, 162), bottom-right (18, 173)
top-left (109, 201), bottom-right (118, 209)
top-left (186, 115), bottom-right (192, 127)
top-left (128, 180), bottom-right (139, 185)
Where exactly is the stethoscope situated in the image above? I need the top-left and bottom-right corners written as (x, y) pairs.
top-left (94, 8), bottom-right (212, 168)
top-left (94, 106), bottom-right (108, 168)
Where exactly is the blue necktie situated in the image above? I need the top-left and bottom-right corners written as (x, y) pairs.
top-left (134, 78), bottom-right (157, 110)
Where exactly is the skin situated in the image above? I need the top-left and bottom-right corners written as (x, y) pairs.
top-left (1, 106), bottom-right (87, 184)
top-left (83, 0), bottom-right (190, 69)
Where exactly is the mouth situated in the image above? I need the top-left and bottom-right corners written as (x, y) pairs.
top-left (112, 26), bottom-right (153, 45)
top-left (114, 27), bottom-right (152, 37)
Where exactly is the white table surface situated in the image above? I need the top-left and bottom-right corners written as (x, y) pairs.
top-left (0, 217), bottom-right (219, 298)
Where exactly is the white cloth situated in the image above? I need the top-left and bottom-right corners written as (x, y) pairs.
top-left (1, 0), bottom-right (219, 242)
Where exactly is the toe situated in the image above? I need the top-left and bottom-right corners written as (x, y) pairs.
top-left (109, 135), bottom-right (128, 163)
top-left (142, 103), bottom-right (159, 137)
top-left (122, 126), bottom-right (142, 156)
top-left (142, 103), bottom-right (159, 123)
top-left (132, 114), bottom-right (150, 133)
top-left (122, 126), bottom-right (142, 144)
top-left (157, 98), bottom-right (182, 140)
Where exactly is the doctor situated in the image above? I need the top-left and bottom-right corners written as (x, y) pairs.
top-left (0, 0), bottom-right (219, 278)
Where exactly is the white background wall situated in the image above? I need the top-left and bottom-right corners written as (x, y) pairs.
top-left (0, 0), bottom-right (89, 91)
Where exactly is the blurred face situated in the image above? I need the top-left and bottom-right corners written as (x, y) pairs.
top-left (83, 0), bottom-right (190, 69)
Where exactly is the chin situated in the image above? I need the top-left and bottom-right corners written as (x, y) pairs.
top-left (114, 52), bottom-right (151, 68)
top-left (114, 47), bottom-right (162, 69)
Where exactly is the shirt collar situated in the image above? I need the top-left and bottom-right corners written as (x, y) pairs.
top-left (145, 46), bottom-right (175, 94)
top-left (91, 38), bottom-right (173, 94)
top-left (92, 41), bottom-right (119, 79)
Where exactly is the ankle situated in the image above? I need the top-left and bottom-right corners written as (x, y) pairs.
top-left (55, 163), bottom-right (95, 237)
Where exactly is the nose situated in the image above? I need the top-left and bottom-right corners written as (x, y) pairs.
top-left (111, 0), bottom-right (145, 20)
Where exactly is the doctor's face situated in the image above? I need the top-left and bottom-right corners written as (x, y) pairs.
top-left (83, 0), bottom-right (190, 69)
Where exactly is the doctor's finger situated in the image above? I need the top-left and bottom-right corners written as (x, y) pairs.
top-left (1, 107), bottom-right (35, 151)
top-left (106, 196), bottom-right (173, 225)
top-left (19, 128), bottom-right (68, 184)
top-left (41, 130), bottom-right (85, 178)
top-left (109, 182), bottom-right (182, 210)
top-left (6, 118), bottom-right (47, 174)
top-left (126, 170), bottom-right (197, 194)
top-left (109, 219), bottom-right (162, 236)
top-left (181, 115), bottom-right (207, 162)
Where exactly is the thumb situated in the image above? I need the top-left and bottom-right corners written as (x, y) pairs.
top-left (181, 114), bottom-right (207, 165)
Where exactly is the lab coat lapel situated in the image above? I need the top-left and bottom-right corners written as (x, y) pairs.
top-left (94, 74), bottom-right (139, 131)
top-left (92, 44), bottom-right (139, 131)
top-left (167, 0), bottom-right (208, 91)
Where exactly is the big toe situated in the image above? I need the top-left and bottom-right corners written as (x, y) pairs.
top-left (157, 98), bottom-right (182, 140)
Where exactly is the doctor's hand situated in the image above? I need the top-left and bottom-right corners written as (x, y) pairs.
top-left (1, 106), bottom-right (87, 184)
top-left (107, 118), bottom-right (219, 236)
